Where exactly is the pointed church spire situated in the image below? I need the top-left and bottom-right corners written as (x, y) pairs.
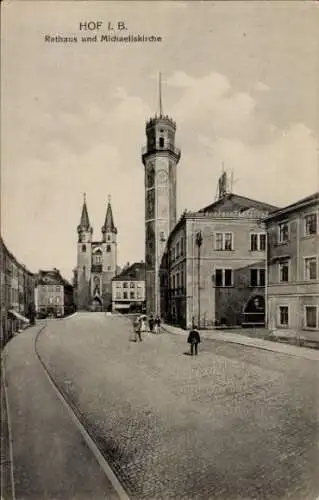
top-left (102, 195), bottom-right (117, 235)
top-left (159, 72), bottom-right (163, 117)
top-left (79, 193), bottom-right (90, 229)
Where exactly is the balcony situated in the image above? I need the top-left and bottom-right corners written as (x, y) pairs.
top-left (141, 144), bottom-right (181, 160)
top-left (91, 264), bottom-right (102, 273)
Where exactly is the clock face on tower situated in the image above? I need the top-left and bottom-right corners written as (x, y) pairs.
top-left (157, 169), bottom-right (168, 186)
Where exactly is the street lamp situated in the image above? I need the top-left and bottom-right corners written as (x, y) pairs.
top-left (195, 230), bottom-right (203, 328)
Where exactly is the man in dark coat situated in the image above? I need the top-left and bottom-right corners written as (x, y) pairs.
top-left (187, 327), bottom-right (201, 355)
top-left (148, 313), bottom-right (154, 333)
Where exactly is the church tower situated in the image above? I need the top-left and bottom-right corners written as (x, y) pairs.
top-left (101, 196), bottom-right (117, 311)
top-left (77, 194), bottom-right (93, 309)
top-left (142, 74), bottom-right (181, 315)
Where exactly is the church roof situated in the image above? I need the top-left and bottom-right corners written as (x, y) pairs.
top-left (198, 193), bottom-right (278, 214)
top-left (78, 198), bottom-right (90, 230)
top-left (102, 200), bottom-right (117, 234)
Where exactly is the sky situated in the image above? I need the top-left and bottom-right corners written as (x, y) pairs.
top-left (1, 0), bottom-right (319, 281)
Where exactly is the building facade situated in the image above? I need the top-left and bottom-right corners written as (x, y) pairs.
top-left (35, 269), bottom-right (74, 318)
top-left (264, 193), bottom-right (319, 334)
top-left (112, 262), bottom-right (146, 313)
top-left (160, 188), bottom-right (277, 329)
top-left (142, 103), bottom-right (181, 315)
top-left (0, 237), bottom-right (36, 347)
top-left (74, 195), bottom-right (118, 312)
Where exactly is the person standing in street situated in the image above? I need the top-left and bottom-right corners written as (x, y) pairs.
top-left (148, 313), bottom-right (154, 333)
top-left (187, 326), bottom-right (201, 355)
top-left (154, 315), bottom-right (161, 334)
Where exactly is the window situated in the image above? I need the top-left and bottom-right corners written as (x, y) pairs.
top-left (278, 222), bottom-right (289, 243)
top-left (176, 241), bottom-right (180, 258)
top-left (250, 233), bottom-right (266, 251)
top-left (279, 306), bottom-right (289, 326)
top-left (250, 269), bottom-right (265, 286)
top-left (159, 137), bottom-right (164, 148)
top-left (137, 287), bottom-right (142, 299)
top-left (82, 244), bottom-right (86, 252)
top-left (130, 291), bottom-right (135, 299)
top-left (123, 292), bottom-right (128, 299)
top-left (225, 233), bottom-right (233, 251)
top-left (106, 245), bottom-right (111, 253)
top-left (215, 233), bottom-right (223, 251)
top-left (49, 296), bottom-right (53, 304)
top-left (56, 297), bottom-right (60, 304)
top-left (215, 232), bottom-right (233, 251)
top-left (305, 306), bottom-right (317, 329)
top-left (279, 261), bottom-right (289, 282)
top-left (305, 257), bottom-right (317, 280)
top-left (225, 269), bottom-right (232, 286)
top-left (115, 291), bottom-right (121, 299)
top-left (123, 282), bottom-right (128, 288)
top-left (107, 235), bottom-right (111, 241)
top-left (181, 237), bottom-right (184, 256)
top-left (130, 282), bottom-right (135, 288)
top-left (304, 213), bottom-right (317, 236)
top-left (107, 265), bottom-right (111, 271)
top-left (56, 286), bottom-right (60, 292)
top-left (215, 269), bottom-right (233, 287)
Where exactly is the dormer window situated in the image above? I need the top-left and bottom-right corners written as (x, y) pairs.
top-left (159, 137), bottom-right (164, 148)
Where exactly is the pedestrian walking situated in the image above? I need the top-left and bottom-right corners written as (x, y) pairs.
top-left (148, 313), bottom-right (154, 333)
top-left (154, 315), bottom-right (161, 334)
top-left (132, 317), bottom-right (142, 342)
top-left (139, 315), bottom-right (147, 337)
top-left (187, 326), bottom-right (201, 355)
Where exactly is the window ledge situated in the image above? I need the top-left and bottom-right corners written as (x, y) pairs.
top-left (275, 241), bottom-right (290, 247)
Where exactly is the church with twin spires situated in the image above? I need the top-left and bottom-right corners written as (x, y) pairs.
top-left (74, 195), bottom-right (118, 311)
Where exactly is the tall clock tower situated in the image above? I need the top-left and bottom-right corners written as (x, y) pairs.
top-left (142, 74), bottom-right (181, 315)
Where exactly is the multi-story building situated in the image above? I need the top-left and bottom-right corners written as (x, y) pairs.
top-left (74, 194), bottom-right (118, 312)
top-left (112, 262), bottom-right (146, 313)
top-left (35, 269), bottom-right (74, 318)
top-left (142, 80), bottom-right (181, 315)
top-left (160, 174), bottom-right (277, 329)
top-left (264, 192), bottom-right (319, 334)
top-left (0, 237), bottom-right (36, 347)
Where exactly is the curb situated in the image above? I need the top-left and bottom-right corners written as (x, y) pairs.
top-left (162, 325), bottom-right (319, 361)
top-left (34, 326), bottom-right (130, 500)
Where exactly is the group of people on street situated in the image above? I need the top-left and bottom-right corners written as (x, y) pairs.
top-left (133, 313), bottom-right (161, 342)
top-left (132, 314), bottom-right (201, 356)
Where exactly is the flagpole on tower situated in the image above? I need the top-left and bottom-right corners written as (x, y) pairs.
top-left (159, 72), bottom-right (163, 117)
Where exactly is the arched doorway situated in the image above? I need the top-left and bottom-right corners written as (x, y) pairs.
top-left (242, 295), bottom-right (265, 327)
top-left (91, 296), bottom-right (103, 312)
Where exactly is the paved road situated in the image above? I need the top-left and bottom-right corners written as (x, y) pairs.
top-left (33, 313), bottom-right (319, 500)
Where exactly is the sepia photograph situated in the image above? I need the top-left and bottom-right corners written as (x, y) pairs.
top-left (1, 1), bottom-right (318, 499)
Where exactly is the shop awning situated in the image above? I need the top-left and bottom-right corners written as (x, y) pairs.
top-left (8, 309), bottom-right (30, 324)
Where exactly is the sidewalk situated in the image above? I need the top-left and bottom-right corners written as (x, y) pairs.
top-left (162, 323), bottom-right (319, 361)
top-left (1, 324), bottom-right (121, 499)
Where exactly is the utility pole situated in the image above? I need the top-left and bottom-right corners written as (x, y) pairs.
top-left (195, 230), bottom-right (203, 328)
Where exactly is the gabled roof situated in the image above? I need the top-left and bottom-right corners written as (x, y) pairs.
top-left (112, 262), bottom-right (145, 282)
top-left (198, 193), bottom-right (278, 214)
top-left (262, 192), bottom-right (319, 222)
top-left (102, 200), bottom-right (117, 234)
top-left (37, 269), bottom-right (72, 288)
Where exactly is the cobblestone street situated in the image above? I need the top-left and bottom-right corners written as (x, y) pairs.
top-left (33, 313), bottom-right (319, 500)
